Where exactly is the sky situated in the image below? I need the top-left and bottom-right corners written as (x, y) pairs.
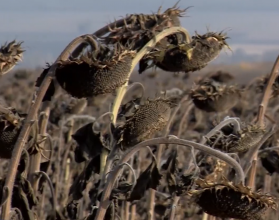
top-left (1, 0), bottom-right (279, 68)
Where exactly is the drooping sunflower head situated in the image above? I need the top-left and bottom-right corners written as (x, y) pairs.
top-left (190, 80), bottom-right (241, 112)
top-left (189, 178), bottom-right (277, 220)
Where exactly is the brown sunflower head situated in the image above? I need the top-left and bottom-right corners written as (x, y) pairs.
top-left (55, 45), bottom-right (136, 98)
top-left (116, 97), bottom-right (177, 150)
top-left (190, 80), bottom-right (241, 112)
top-left (206, 123), bottom-right (265, 153)
top-left (189, 178), bottom-right (277, 220)
top-left (0, 40), bottom-right (24, 75)
top-left (184, 31), bottom-right (230, 72)
top-left (0, 108), bottom-right (25, 159)
top-left (145, 31), bottom-right (230, 74)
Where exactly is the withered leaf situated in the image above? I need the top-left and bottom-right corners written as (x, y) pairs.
top-left (165, 150), bottom-right (195, 196)
top-left (0, 175), bottom-right (37, 220)
top-left (127, 156), bottom-right (162, 201)
top-left (165, 150), bottom-right (179, 195)
top-left (69, 156), bottom-right (100, 201)
top-left (260, 150), bottom-right (279, 175)
top-left (35, 64), bottom-right (56, 102)
top-left (72, 122), bottom-right (110, 163)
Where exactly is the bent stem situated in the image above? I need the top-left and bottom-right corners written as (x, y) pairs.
top-left (99, 26), bottom-right (192, 178)
top-left (185, 117), bottom-right (241, 169)
top-left (247, 55), bottom-right (279, 189)
top-left (35, 171), bottom-right (57, 219)
top-left (94, 137), bottom-right (244, 220)
top-left (0, 35), bottom-right (92, 219)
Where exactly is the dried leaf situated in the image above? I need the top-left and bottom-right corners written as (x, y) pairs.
top-left (69, 156), bottom-right (100, 200)
top-left (127, 156), bottom-right (162, 201)
top-left (260, 150), bottom-right (279, 175)
top-left (72, 122), bottom-right (110, 163)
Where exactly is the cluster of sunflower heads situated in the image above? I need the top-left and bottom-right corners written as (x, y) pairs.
top-left (113, 97), bottom-right (177, 150)
top-left (206, 123), bottom-right (266, 153)
top-left (101, 3), bottom-right (189, 51)
top-left (189, 178), bottom-right (277, 220)
top-left (37, 43), bottom-right (136, 99)
top-left (139, 31), bottom-right (230, 74)
top-left (190, 79), bottom-right (241, 112)
top-left (0, 40), bottom-right (24, 76)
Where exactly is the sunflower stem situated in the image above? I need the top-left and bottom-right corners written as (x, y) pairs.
top-left (247, 55), bottom-right (279, 189)
top-left (169, 196), bottom-right (180, 220)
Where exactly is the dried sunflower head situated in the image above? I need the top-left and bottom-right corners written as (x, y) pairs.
top-left (55, 45), bottom-right (136, 98)
top-left (0, 40), bottom-right (24, 75)
top-left (206, 124), bottom-right (266, 153)
top-left (116, 97), bottom-right (177, 150)
top-left (102, 4), bottom-right (188, 51)
top-left (139, 31), bottom-right (230, 74)
top-left (190, 80), bottom-right (241, 112)
top-left (0, 108), bottom-right (25, 158)
top-left (0, 175), bottom-right (37, 220)
top-left (189, 178), bottom-right (277, 220)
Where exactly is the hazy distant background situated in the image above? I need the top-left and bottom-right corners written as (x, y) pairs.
top-left (1, 0), bottom-right (279, 68)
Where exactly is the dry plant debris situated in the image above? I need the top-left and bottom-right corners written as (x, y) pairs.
top-left (0, 2), bottom-right (279, 220)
